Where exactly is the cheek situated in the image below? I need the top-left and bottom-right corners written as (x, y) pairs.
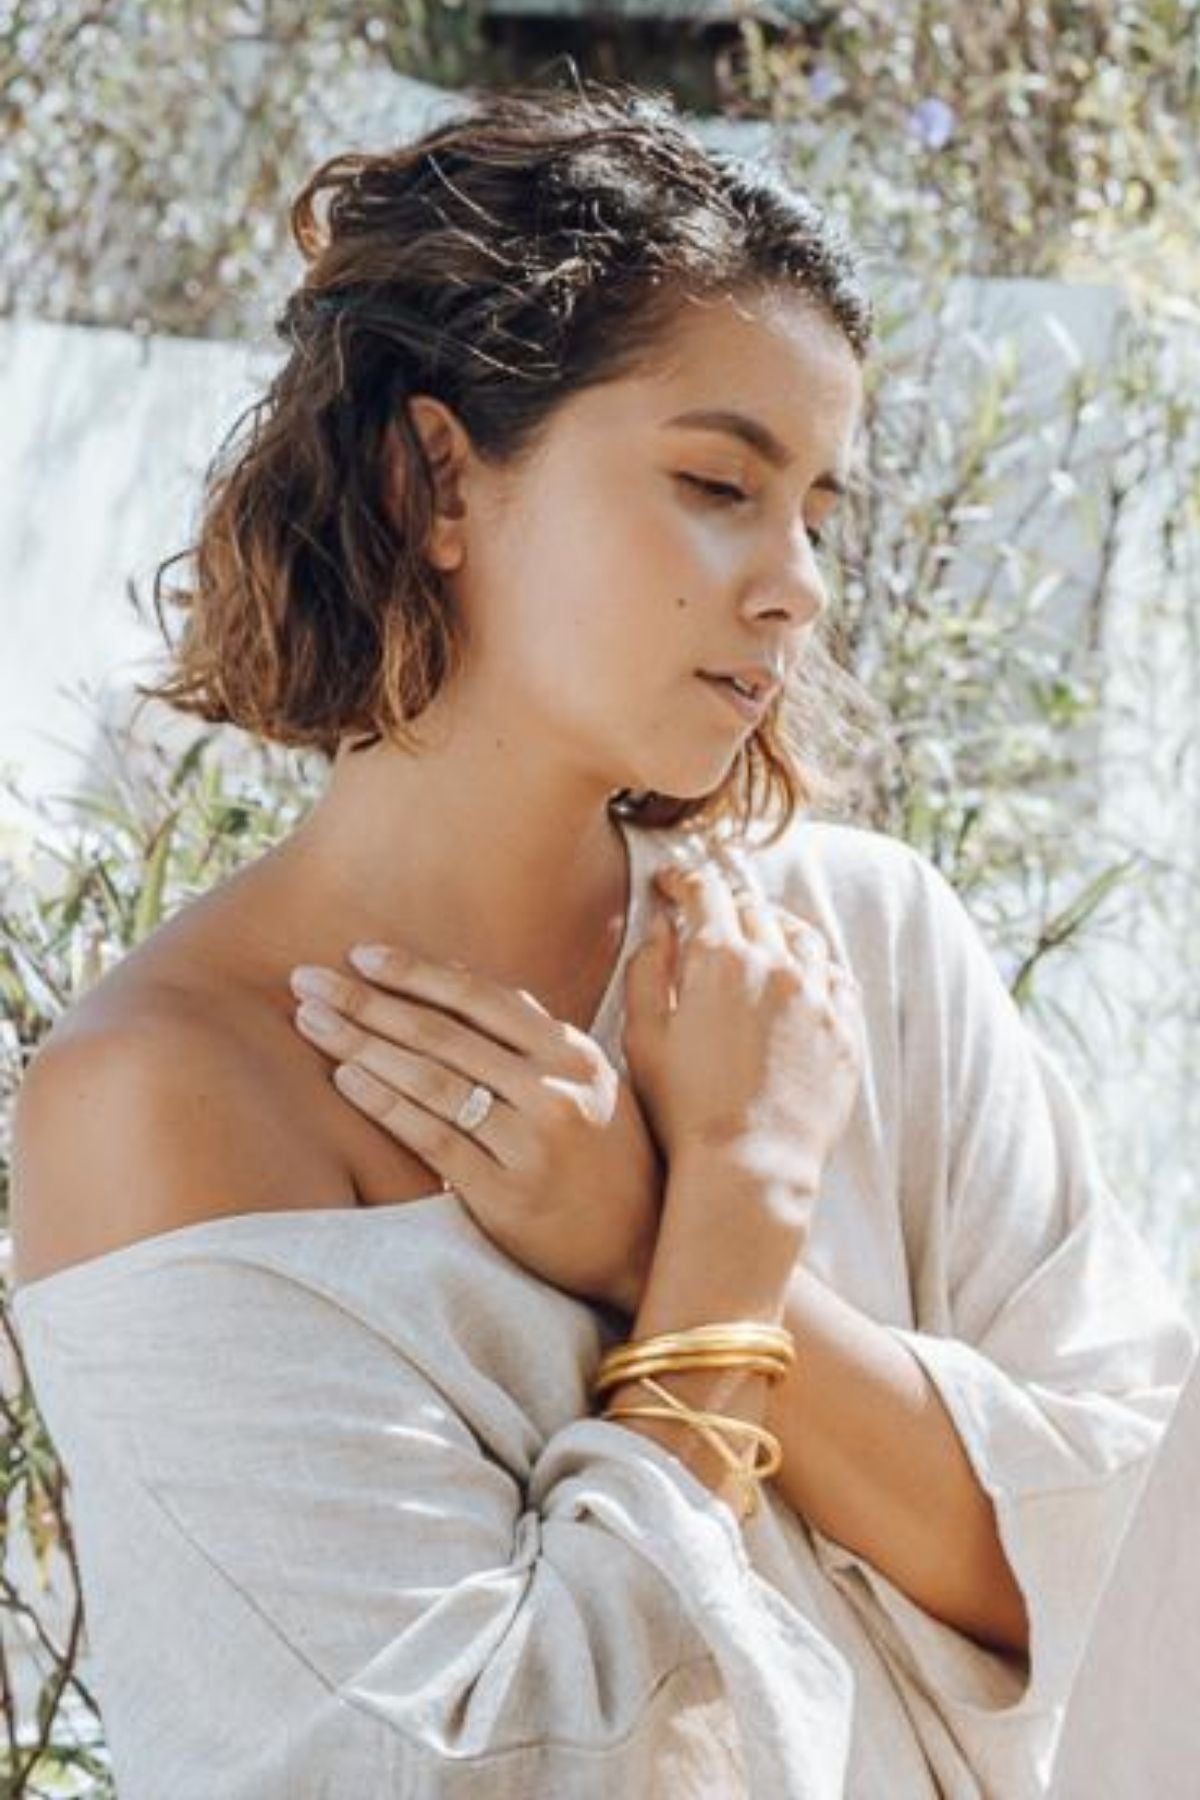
top-left (608, 474), bottom-right (749, 598)
top-left (671, 508), bottom-right (747, 584)
top-left (469, 472), bottom-right (724, 691)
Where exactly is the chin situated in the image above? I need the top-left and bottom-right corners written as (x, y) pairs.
top-left (619, 755), bottom-right (738, 807)
top-left (605, 707), bottom-right (747, 805)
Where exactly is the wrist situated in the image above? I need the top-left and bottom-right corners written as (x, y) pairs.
top-left (669, 1140), bottom-right (821, 1225)
top-left (632, 1177), bottom-right (803, 1340)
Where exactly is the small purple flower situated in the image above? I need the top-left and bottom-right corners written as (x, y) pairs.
top-left (908, 96), bottom-right (956, 150)
top-left (807, 65), bottom-right (844, 106)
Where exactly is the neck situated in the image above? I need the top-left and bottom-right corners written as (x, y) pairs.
top-left (253, 734), bottom-right (634, 1030)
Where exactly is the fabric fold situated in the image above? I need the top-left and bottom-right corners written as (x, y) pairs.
top-left (1048, 1339), bottom-right (1200, 1796)
top-left (13, 1220), bottom-right (855, 1798)
top-left (790, 839), bottom-right (1199, 1797)
top-left (531, 1416), bottom-right (855, 1798)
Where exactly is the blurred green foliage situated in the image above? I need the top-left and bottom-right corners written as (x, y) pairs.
top-left (725, 0), bottom-right (1199, 295)
top-left (0, 727), bottom-right (323, 1798)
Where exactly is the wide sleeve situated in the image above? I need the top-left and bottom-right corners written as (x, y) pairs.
top-left (804, 843), bottom-right (1197, 1797)
top-left (13, 1250), bottom-right (855, 1800)
top-left (1048, 1307), bottom-right (1200, 1796)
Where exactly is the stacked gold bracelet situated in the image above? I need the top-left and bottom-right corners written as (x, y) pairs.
top-left (591, 1322), bottom-right (795, 1520)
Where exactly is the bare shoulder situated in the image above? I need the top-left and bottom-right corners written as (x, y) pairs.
top-left (9, 973), bottom-right (350, 1290)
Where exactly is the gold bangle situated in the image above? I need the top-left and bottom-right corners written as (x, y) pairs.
top-left (600, 1375), bottom-right (785, 1471)
top-left (604, 1385), bottom-right (749, 1480)
top-left (595, 1321), bottom-right (796, 1389)
top-left (593, 1350), bottom-right (791, 1397)
top-left (597, 1339), bottom-right (793, 1373)
top-left (600, 1374), bottom-right (784, 1520)
top-left (592, 1322), bottom-right (794, 1519)
top-left (601, 1403), bottom-right (765, 1517)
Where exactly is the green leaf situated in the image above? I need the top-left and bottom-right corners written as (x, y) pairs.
top-left (131, 814), bottom-right (177, 941)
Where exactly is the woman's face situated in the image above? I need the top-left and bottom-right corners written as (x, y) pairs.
top-left (422, 287), bottom-right (863, 803)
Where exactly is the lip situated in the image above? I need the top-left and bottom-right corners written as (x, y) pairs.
top-left (696, 672), bottom-right (770, 724)
top-left (698, 661), bottom-right (783, 701)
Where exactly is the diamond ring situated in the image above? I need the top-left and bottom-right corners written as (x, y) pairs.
top-left (455, 1082), bottom-right (495, 1133)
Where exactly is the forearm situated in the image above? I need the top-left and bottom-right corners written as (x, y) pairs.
top-left (769, 1260), bottom-right (1030, 1659)
top-left (598, 1151), bottom-right (806, 1522)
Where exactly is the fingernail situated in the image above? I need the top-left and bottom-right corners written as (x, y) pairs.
top-left (349, 944), bottom-right (396, 974)
top-left (295, 999), bottom-right (340, 1035)
top-left (290, 965), bottom-right (338, 1001)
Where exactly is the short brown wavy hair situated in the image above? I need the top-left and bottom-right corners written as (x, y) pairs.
top-left (136, 73), bottom-right (886, 847)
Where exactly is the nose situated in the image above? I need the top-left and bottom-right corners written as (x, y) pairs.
top-left (743, 517), bottom-right (829, 632)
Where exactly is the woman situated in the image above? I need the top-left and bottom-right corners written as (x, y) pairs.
top-left (9, 78), bottom-right (1195, 1799)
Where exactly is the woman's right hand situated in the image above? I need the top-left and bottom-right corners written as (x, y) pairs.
top-left (620, 849), bottom-right (866, 1229)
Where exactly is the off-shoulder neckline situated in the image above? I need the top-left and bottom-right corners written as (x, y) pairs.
top-left (9, 1190), bottom-right (466, 1312)
top-left (11, 813), bottom-right (670, 1314)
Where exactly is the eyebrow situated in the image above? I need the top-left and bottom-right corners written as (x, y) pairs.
top-left (662, 408), bottom-right (848, 496)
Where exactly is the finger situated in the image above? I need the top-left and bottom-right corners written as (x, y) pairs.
top-left (828, 961), bottom-right (864, 1002)
top-left (291, 978), bottom-right (531, 1116)
top-left (343, 943), bottom-right (566, 1058)
top-left (330, 1017), bottom-right (519, 1162)
top-left (713, 845), bottom-right (789, 955)
top-left (775, 909), bottom-right (836, 969)
top-left (623, 906), bottom-right (677, 1021)
top-left (652, 857), bottom-right (742, 945)
top-left (827, 956), bottom-right (860, 985)
top-left (776, 913), bottom-right (833, 1005)
top-left (332, 1061), bottom-right (503, 1190)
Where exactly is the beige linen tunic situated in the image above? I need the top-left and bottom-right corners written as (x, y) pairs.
top-left (11, 815), bottom-right (1196, 1799)
top-left (1049, 1320), bottom-right (1200, 1796)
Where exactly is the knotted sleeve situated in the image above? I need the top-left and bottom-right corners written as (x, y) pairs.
top-left (14, 1244), bottom-right (856, 1800)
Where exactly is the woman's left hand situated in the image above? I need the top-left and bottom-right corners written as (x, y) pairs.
top-left (289, 945), bottom-right (664, 1314)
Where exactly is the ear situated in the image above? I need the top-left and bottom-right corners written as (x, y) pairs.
top-left (382, 394), bottom-right (471, 572)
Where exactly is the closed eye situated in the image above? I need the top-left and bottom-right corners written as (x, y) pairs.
top-left (675, 473), bottom-right (749, 505)
top-left (673, 474), bottom-right (825, 549)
